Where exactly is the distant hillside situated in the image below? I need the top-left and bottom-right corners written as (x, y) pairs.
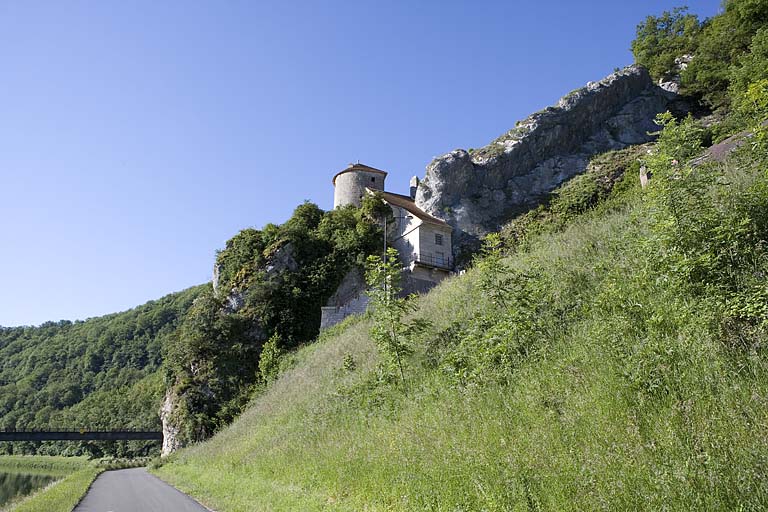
top-left (0, 285), bottom-right (204, 457)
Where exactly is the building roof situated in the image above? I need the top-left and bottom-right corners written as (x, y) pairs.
top-left (332, 163), bottom-right (388, 186)
top-left (377, 190), bottom-right (450, 227)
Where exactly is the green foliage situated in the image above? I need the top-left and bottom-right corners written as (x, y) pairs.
top-left (631, 7), bottom-right (701, 80)
top-left (729, 28), bottom-right (768, 102)
top-left (166, 200), bottom-right (383, 445)
top-left (641, 111), bottom-right (768, 311)
top-left (341, 353), bottom-right (356, 372)
top-left (214, 228), bottom-right (269, 289)
top-left (735, 78), bottom-right (768, 153)
top-left (359, 192), bottom-right (393, 226)
top-left (258, 332), bottom-right (283, 383)
top-left (631, 0), bottom-right (768, 109)
top-left (365, 249), bottom-right (419, 388)
top-left (0, 286), bottom-right (203, 457)
top-left (682, 0), bottom-right (768, 107)
top-left (644, 112), bottom-right (706, 166)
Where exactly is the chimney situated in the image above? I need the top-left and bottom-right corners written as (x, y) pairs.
top-left (409, 176), bottom-right (420, 199)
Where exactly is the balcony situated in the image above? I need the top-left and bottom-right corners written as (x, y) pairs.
top-left (411, 251), bottom-right (452, 270)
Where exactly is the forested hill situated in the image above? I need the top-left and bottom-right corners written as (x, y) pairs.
top-left (0, 285), bottom-right (204, 456)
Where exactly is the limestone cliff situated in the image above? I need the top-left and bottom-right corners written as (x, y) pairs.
top-left (415, 65), bottom-right (676, 255)
top-left (160, 390), bottom-right (182, 457)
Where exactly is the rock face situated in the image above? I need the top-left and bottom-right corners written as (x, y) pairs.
top-left (658, 54), bottom-right (693, 94)
top-left (160, 390), bottom-right (182, 457)
top-left (264, 242), bottom-right (298, 274)
top-left (163, 243), bottom-right (299, 456)
top-left (415, 65), bottom-right (675, 253)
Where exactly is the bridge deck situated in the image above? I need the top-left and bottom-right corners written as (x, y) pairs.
top-left (0, 431), bottom-right (162, 441)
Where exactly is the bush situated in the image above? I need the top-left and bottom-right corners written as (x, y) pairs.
top-left (643, 110), bottom-right (768, 328)
top-left (682, 0), bottom-right (768, 107)
top-left (259, 333), bottom-right (283, 383)
top-left (631, 7), bottom-right (701, 80)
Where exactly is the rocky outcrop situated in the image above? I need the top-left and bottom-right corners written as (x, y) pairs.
top-left (214, 242), bottom-right (299, 314)
top-left (160, 390), bottom-right (182, 457)
top-left (415, 65), bottom-right (676, 253)
top-left (658, 54), bottom-right (692, 94)
top-left (264, 242), bottom-right (299, 274)
top-left (162, 243), bottom-right (300, 456)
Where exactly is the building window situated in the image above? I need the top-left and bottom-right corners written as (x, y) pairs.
top-left (435, 233), bottom-right (443, 246)
top-left (371, 177), bottom-right (376, 182)
top-left (436, 251), bottom-right (445, 265)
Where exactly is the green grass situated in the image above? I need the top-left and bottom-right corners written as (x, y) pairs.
top-left (0, 456), bottom-right (101, 512)
top-left (0, 456), bottom-right (87, 476)
top-left (154, 138), bottom-right (768, 510)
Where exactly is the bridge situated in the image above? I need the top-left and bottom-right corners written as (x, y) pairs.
top-left (0, 430), bottom-right (162, 442)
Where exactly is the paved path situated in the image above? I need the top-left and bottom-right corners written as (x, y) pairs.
top-left (74, 467), bottom-right (209, 512)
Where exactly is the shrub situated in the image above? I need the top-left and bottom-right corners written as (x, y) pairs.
top-left (631, 7), bottom-right (701, 80)
top-left (259, 332), bottom-right (283, 382)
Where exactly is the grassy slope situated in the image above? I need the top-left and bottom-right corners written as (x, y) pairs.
top-left (155, 145), bottom-right (768, 510)
top-left (0, 456), bottom-right (101, 512)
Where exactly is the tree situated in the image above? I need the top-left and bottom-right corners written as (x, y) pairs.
top-left (365, 248), bottom-right (418, 388)
top-left (682, 0), bottom-right (768, 107)
top-left (730, 28), bottom-right (768, 106)
top-left (631, 7), bottom-right (701, 80)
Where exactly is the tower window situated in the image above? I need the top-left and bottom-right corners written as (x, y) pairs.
top-left (435, 233), bottom-right (443, 246)
top-left (371, 177), bottom-right (376, 182)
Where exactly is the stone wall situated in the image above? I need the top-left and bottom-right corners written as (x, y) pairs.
top-left (320, 293), bottom-right (370, 330)
top-left (403, 266), bottom-right (449, 295)
top-left (415, 65), bottom-right (676, 254)
top-left (320, 268), bottom-right (369, 329)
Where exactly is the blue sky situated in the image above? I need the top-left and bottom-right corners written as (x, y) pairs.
top-left (0, 0), bottom-right (722, 326)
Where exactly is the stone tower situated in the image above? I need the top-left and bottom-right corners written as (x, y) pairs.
top-left (333, 163), bottom-right (387, 208)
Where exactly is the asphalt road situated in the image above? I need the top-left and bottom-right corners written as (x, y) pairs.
top-left (74, 467), bottom-right (209, 512)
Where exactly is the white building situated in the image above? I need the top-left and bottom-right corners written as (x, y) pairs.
top-left (322, 163), bottom-right (453, 329)
top-left (332, 162), bottom-right (453, 293)
top-left (376, 190), bottom-right (453, 293)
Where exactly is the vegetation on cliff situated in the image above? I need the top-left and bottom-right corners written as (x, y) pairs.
top-left (162, 197), bottom-right (386, 445)
top-left (632, 0), bottom-right (768, 109)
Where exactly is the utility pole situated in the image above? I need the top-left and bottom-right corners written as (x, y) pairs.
top-left (383, 215), bottom-right (387, 259)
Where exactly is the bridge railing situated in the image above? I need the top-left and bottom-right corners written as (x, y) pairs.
top-left (0, 429), bottom-right (163, 442)
top-left (0, 427), bottom-right (158, 432)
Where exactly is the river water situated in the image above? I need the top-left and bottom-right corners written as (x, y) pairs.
top-left (0, 471), bottom-right (57, 508)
